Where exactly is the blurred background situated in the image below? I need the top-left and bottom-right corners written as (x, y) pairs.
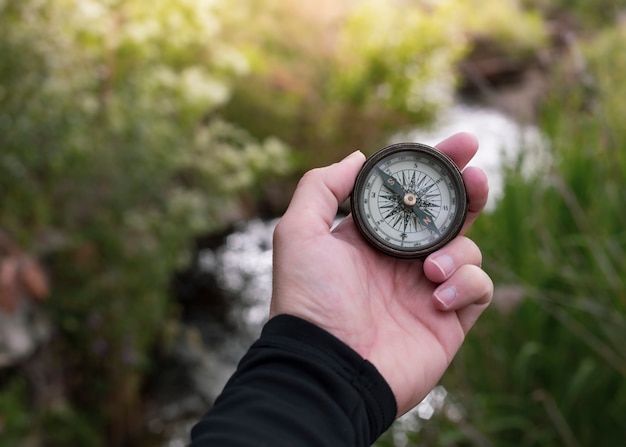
top-left (1, 0), bottom-right (625, 445)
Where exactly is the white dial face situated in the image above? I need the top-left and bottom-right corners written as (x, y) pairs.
top-left (356, 150), bottom-right (463, 253)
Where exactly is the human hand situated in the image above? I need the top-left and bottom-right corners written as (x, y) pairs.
top-left (270, 133), bottom-right (493, 416)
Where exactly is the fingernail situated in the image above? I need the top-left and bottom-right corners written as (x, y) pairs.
top-left (435, 286), bottom-right (457, 308)
top-left (431, 254), bottom-right (454, 278)
top-left (343, 150), bottom-right (364, 161)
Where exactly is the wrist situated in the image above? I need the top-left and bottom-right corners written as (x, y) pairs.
top-left (263, 314), bottom-right (398, 432)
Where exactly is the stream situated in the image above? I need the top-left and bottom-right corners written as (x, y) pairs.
top-left (150, 103), bottom-right (545, 446)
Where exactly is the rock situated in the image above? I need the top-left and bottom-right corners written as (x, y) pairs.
top-left (0, 298), bottom-right (52, 368)
top-left (0, 231), bottom-right (52, 369)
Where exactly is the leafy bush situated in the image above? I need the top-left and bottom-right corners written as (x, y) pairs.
top-left (0, 378), bottom-right (32, 447)
top-left (0, 0), bottom-right (290, 443)
top-left (524, 0), bottom-right (626, 28)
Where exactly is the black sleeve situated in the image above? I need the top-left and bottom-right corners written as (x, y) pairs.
top-left (189, 314), bottom-right (397, 447)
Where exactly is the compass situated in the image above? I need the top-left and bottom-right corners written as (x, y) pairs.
top-left (350, 142), bottom-right (468, 259)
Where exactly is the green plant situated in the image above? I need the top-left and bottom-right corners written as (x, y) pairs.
top-left (524, 0), bottom-right (626, 29)
top-left (0, 378), bottom-right (32, 447)
top-left (221, 0), bottom-right (548, 169)
top-left (400, 24), bottom-right (626, 447)
top-left (370, 21), bottom-right (626, 447)
top-left (0, 0), bottom-right (291, 443)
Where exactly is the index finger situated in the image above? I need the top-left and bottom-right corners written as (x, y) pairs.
top-left (434, 132), bottom-right (479, 170)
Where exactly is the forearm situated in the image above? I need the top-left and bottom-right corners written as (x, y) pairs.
top-left (189, 315), bottom-right (396, 447)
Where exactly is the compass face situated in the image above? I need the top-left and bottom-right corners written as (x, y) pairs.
top-left (351, 142), bottom-right (467, 259)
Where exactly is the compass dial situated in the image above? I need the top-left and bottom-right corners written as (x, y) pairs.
top-left (351, 142), bottom-right (467, 259)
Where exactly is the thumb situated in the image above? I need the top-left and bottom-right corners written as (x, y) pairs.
top-left (282, 151), bottom-right (366, 236)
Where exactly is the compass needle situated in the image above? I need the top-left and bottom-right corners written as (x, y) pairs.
top-left (411, 204), bottom-right (441, 237)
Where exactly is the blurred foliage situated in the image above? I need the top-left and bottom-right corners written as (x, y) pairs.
top-left (525, 0), bottom-right (626, 28)
top-left (459, 0), bottom-right (546, 51)
top-left (0, 0), bottom-right (290, 444)
top-left (0, 373), bottom-right (100, 446)
top-left (219, 0), bottom-right (547, 166)
top-left (3, 0), bottom-right (609, 445)
top-left (331, 1), bottom-right (468, 120)
top-left (386, 22), bottom-right (626, 447)
top-left (0, 378), bottom-right (32, 447)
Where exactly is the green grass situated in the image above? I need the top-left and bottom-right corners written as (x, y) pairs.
top-left (453, 37), bottom-right (626, 446)
top-left (378, 24), bottom-right (626, 447)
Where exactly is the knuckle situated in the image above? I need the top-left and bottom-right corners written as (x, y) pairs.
top-left (450, 236), bottom-right (482, 267)
top-left (298, 167), bottom-right (324, 187)
top-left (458, 264), bottom-right (493, 305)
top-left (272, 217), bottom-right (291, 246)
top-left (476, 270), bottom-right (494, 305)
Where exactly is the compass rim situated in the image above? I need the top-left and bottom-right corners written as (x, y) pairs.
top-left (350, 142), bottom-right (468, 259)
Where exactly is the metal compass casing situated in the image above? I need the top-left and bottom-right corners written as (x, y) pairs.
top-left (351, 142), bottom-right (468, 259)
